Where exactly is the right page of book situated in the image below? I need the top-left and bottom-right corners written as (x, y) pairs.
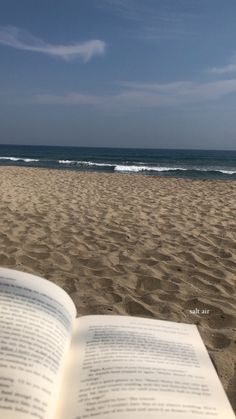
top-left (56, 315), bottom-right (235, 419)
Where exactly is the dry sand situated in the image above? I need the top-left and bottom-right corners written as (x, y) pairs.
top-left (0, 167), bottom-right (235, 410)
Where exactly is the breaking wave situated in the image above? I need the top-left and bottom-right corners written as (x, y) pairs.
top-left (0, 156), bottom-right (39, 162)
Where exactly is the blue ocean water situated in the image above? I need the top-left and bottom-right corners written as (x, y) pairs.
top-left (0, 145), bottom-right (236, 180)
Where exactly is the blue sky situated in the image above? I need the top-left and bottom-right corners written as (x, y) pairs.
top-left (1, 0), bottom-right (236, 149)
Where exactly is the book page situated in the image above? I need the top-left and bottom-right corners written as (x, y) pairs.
top-left (0, 268), bottom-right (76, 419)
top-left (56, 315), bottom-right (235, 419)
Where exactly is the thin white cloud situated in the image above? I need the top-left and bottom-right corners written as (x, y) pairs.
top-left (208, 51), bottom-right (236, 75)
top-left (100, 0), bottom-right (143, 21)
top-left (30, 78), bottom-right (236, 108)
top-left (0, 26), bottom-right (106, 61)
top-left (209, 64), bottom-right (236, 75)
top-left (101, 0), bottom-right (187, 22)
top-left (100, 0), bottom-right (200, 41)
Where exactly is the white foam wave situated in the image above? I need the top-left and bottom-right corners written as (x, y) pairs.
top-left (215, 169), bottom-right (236, 175)
top-left (0, 156), bottom-right (39, 162)
top-left (114, 165), bottom-right (187, 173)
top-left (78, 161), bottom-right (114, 167)
top-left (114, 165), bottom-right (236, 174)
top-left (58, 160), bottom-right (114, 167)
top-left (0, 157), bottom-right (21, 161)
top-left (59, 160), bottom-right (76, 164)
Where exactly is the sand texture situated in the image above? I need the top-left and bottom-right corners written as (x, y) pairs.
top-left (0, 167), bottom-right (235, 410)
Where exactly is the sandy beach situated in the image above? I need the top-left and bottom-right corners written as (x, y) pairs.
top-left (0, 166), bottom-right (235, 409)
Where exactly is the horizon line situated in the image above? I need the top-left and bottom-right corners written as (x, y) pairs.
top-left (0, 143), bottom-right (236, 152)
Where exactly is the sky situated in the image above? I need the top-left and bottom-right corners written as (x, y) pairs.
top-left (1, 0), bottom-right (236, 149)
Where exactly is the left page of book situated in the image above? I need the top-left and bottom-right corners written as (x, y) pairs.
top-left (0, 267), bottom-right (76, 419)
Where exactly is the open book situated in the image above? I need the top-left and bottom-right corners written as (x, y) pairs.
top-left (0, 268), bottom-right (234, 419)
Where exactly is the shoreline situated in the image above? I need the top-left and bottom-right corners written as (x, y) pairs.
top-left (1, 163), bottom-right (236, 182)
top-left (0, 167), bottom-right (235, 409)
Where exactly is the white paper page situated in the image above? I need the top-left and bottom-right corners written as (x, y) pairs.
top-left (0, 268), bottom-right (76, 419)
top-left (57, 315), bottom-right (235, 419)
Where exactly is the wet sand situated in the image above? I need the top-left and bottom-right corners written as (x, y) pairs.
top-left (0, 167), bottom-right (235, 410)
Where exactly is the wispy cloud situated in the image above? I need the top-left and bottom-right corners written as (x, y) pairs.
top-left (0, 26), bottom-right (106, 61)
top-left (30, 78), bottom-right (236, 108)
top-left (100, 0), bottom-right (144, 21)
top-left (208, 52), bottom-right (236, 75)
top-left (101, 0), bottom-right (186, 22)
top-left (100, 0), bottom-right (200, 41)
top-left (210, 64), bottom-right (236, 75)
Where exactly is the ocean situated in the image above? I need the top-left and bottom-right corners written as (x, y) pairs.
top-left (0, 145), bottom-right (236, 180)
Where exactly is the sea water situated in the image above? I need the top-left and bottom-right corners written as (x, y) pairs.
top-left (0, 145), bottom-right (236, 180)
